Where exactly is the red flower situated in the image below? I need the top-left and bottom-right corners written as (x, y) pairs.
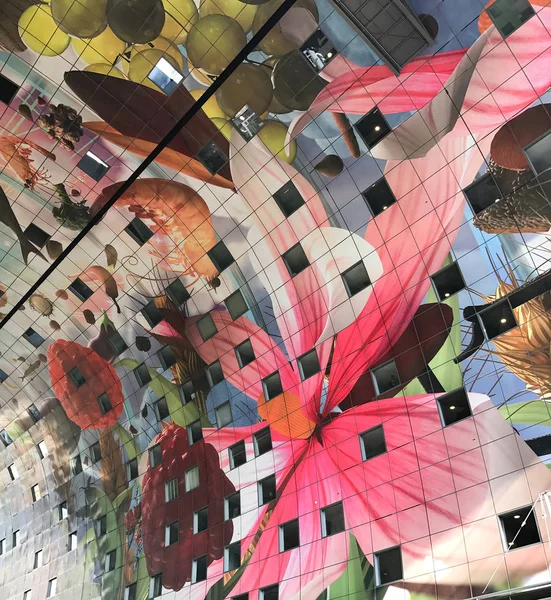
top-left (125, 505), bottom-right (142, 534)
top-left (141, 423), bottom-right (235, 591)
top-left (47, 340), bottom-right (124, 429)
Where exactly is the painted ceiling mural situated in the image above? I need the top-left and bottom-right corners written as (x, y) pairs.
top-left (1, 0), bottom-right (551, 599)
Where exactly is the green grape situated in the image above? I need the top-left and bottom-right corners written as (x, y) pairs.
top-left (84, 63), bottom-right (127, 78)
top-left (186, 15), bottom-right (246, 75)
top-left (258, 120), bottom-right (296, 163)
top-left (128, 46), bottom-right (183, 91)
top-left (215, 63), bottom-right (273, 118)
top-left (200, 0), bottom-right (257, 34)
top-left (72, 27), bottom-right (125, 65)
top-left (161, 0), bottom-right (198, 45)
top-left (50, 0), bottom-right (107, 38)
top-left (18, 5), bottom-right (71, 57)
top-left (107, 0), bottom-right (165, 44)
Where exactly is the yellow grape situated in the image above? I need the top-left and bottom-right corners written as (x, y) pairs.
top-left (257, 120), bottom-right (296, 163)
top-left (84, 63), bottom-right (127, 78)
top-left (128, 47), bottom-right (183, 91)
top-left (18, 5), bottom-right (71, 57)
top-left (161, 0), bottom-right (199, 44)
top-left (107, 0), bottom-right (165, 44)
top-left (72, 28), bottom-right (126, 65)
top-left (121, 36), bottom-right (184, 74)
top-left (200, 0), bottom-right (257, 34)
top-left (211, 117), bottom-right (233, 141)
top-left (50, 0), bottom-right (107, 38)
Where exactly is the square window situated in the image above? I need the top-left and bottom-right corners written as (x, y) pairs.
top-left (149, 444), bottom-right (162, 468)
top-left (124, 583), bottom-right (137, 600)
top-left (371, 359), bottom-right (400, 395)
top-left (108, 331), bottom-right (128, 356)
top-left (72, 455), bottom-right (83, 475)
top-left (355, 107), bottom-right (391, 149)
top-left (31, 483), bottom-right (40, 502)
top-left (436, 387), bottom-right (472, 427)
top-left (97, 515), bottom-right (107, 537)
top-left (1, 430), bottom-right (13, 447)
top-left (258, 474), bottom-right (276, 505)
top-left (359, 425), bottom-right (387, 461)
top-left (0, 369), bottom-right (7, 383)
top-left (235, 339), bottom-right (256, 368)
top-left (78, 151), bottom-right (110, 181)
top-left (69, 532), bottom-right (78, 551)
top-left (300, 29), bottom-right (336, 72)
top-left (260, 584), bottom-right (279, 600)
top-left (24, 223), bottom-right (50, 248)
top-left (225, 492), bottom-right (241, 520)
top-left (91, 441), bottom-right (102, 463)
top-left (231, 104), bottom-right (264, 142)
top-left (342, 261), bottom-right (372, 297)
top-left (34, 550), bottom-right (43, 569)
top-left (208, 240), bottom-right (235, 272)
top-left (229, 440), bottom-right (247, 469)
top-left (224, 541), bottom-right (241, 572)
top-left (282, 243), bottom-right (310, 277)
top-left (165, 521), bottom-right (179, 546)
top-left (23, 591), bottom-right (31, 600)
top-left (164, 478), bottom-right (178, 504)
top-left (166, 278), bottom-right (190, 306)
top-left (97, 392), bottom-right (113, 415)
top-left (297, 348), bottom-right (320, 380)
top-left (464, 173), bottom-right (503, 216)
top-left (28, 404), bottom-right (41, 423)
top-left (46, 578), bottom-right (57, 598)
top-left (158, 346), bottom-right (176, 370)
top-left (127, 458), bottom-right (139, 480)
top-left (37, 440), bottom-right (48, 459)
top-left (196, 140), bottom-right (228, 175)
top-left (13, 530), bottom-right (19, 548)
top-left (499, 506), bottom-right (541, 550)
top-left (155, 397), bottom-right (170, 421)
top-left (273, 180), bottom-right (305, 217)
top-left (134, 363), bottom-right (152, 387)
top-left (149, 572), bottom-right (163, 598)
top-left (68, 278), bottom-right (93, 301)
top-left (148, 56), bottom-right (183, 93)
top-left (525, 130), bottom-right (551, 175)
top-left (185, 466), bottom-right (199, 491)
top-left (192, 555), bottom-right (208, 583)
top-left (194, 507), bottom-right (208, 534)
top-left (125, 217), bottom-right (154, 246)
top-left (215, 402), bottom-right (233, 428)
top-left (8, 463), bottom-right (18, 480)
top-left (197, 314), bottom-right (217, 342)
top-left (206, 360), bottom-right (224, 387)
top-left (253, 427), bottom-right (272, 457)
top-left (279, 519), bottom-right (300, 552)
top-left (321, 502), bottom-right (345, 537)
top-left (187, 420), bottom-right (203, 445)
top-left (225, 290), bottom-right (248, 320)
top-left (362, 177), bottom-right (396, 217)
top-left (431, 262), bottom-right (466, 301)
top-left (0, 73), bottom-right (19, 105)
top-left (479, 299), bottom-right (518, 339)
top-left (232, 595), bottom-right (249, 600)
top-left (106, 549), bottom-right (116, 572)
top-left (180, 380), bottom-right (196, 404)
top-left (59, 502), bottom-right (68, 520)
top-left (262, 371), bottom-right (283, 400)
top-left (22, 327), bottom-right (45, 348)
top-left (141, 300), bottom-right (163, 328)
top-left (69, 366), bottom-right (86, 387)
top-left (487, 0), bottom-right (535, 38)
top-left (0, 538), bottom-right (4, 555)
top-left (375, 546), bottom-right (403, 586)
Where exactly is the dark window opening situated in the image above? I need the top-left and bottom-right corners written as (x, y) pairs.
top-left (225, 491), bottom-right (241, 519)
top-left (229, 440), bottom-right (247, 469)
top-left (279, 519), bottom-right (300, 552)
top-left (68, 278), bottom-right (93, 301)
top-left (362, 177), bottom-right (397, 217)
top-left (196, 140), bottom-right (228, 175)
top-left (282, 243), bottom-right (310, 277)
top-left (235, 339), bottom-right (256, 368)
top-left (273, 180), bottom-right (305, 217)
top-left (197, 314), bottom-right (217, 342)
top-left (437, 387), bottom-right (472, 427)
top-left (321, 502), bottom-right (345, 537)
top-left (258, 474), bottom-right (277, 505)
top-left (78, 151), bottom-right (110, 182)
top-left (342, 261), bottom-right (372, 297)
top-left (355, 107), bottom-right (391, 149)
top-left (431, 261), bottom-right (466, 301)
top-left (225, 289), bottom-right (248, 319)
top-left (125, 217), bottom-right (154, 246)
top-left (371, 359), bottom-right (400, 395)
top-left (262, 371), bottom-right (283, 400)
top-left (360, 425), bottom-right (387, 461)
top-left (24, 223), bottom-right (50, 248)
top-left (253, 427), bottom-right (272, 457)
top-left (208, 240), bottom-right (235, 272)
top-left (375, 546), bottom-right (403, 586)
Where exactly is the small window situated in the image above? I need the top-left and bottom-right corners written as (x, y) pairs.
top-left (464, 173), bottom-right (503, 216)
top-left (108, 331), bottom-right (128, 356)
top-left (8, 464), bottom-right (18, 480)
top-left (127, 458), bottom-right (138, 480)
top-left (299, 29), bottom-right (336, 72)
top-left (192, 555), bottom-right (208, 583)
top-left (208, 240), bottom-right (235, 272)
top-left (260, 584), bottom-right (279, 600)
top-left (297, 348), bottom-right (320, 380)
top-left (34, 549), bottom-right (43, 569)
top-left (166, 278), bottom-right (190, 306)
top-left (59, 502), bottom-right (68, 520)
top-left (229, 440), bottom-right (247, 469)
top-left (359, 425), bottom-right (387, 461)
top-left (355, 107), bottom-right (391, 149)
top-left (28, 404), bottom-right (41, 423)
top-left (0, 538), bottom-right (4, 555)
top-left (69, 531), bottom-right (78, 551)
top-left (141, 300), bottom-right (163, 328)
top-left (46, 578), bottom-right (57, 598)
top-left (185, 466), bottom-right (199, 491)
top-left (23, 591), bottom-right (31, 600)
top-left (180, 380), bottom-right (196, 404)
top-left (479, 299), bottom-right (518, 340)
top-left (196, 140), bottom-right (228, 175)
top-left (342, 261), bottom-right (371, 297)
top-left (187, 420), bottom-right (203, 445)
top-left (69, 366), bottom-right (86, 387)
top-left (97, 392), bottom-right (113, 415)
top-left (253, 427), bottom-right (272, 457)
top-left (321, 502), bottom-right (345, 537)
top-left (106, 549), bottom-right (116, 572)
top-left (0, 369), bottom-right (7, 383)
top-left (197, 314), bottom-right (217, 342)
top-left (282, 243), bottom-right (310, 277)
top-left (225, 491), bottom-right (241, 520)
top-left (525, 130), bottom-right (551, 176)
top-left (124, 583), bottom-right (137, 600)
top-left (149, 572), bottom-right (164, 598)
top-left (72, 455), bottom-right (83, 475)
top-left (437, 387), bottom-right (472, 427)
top-left (148, 56), bottom-right (183, 94)
top-left (97, 515), bottom-right (107, 537)
top-left (125, 217), bottom-right (154, 246)
top-left (279, 519), bottom-right (300, 552)
top-left (258, 474), bottom-right (277, 505)
top-left (158, 346), bottom-right (176, 370)
top-left (231, 104), bottom-right (264, 142)
top-left (194, 507), bottom-right (209, 534)
top-left (149, 444), bottom-right (162, 468)
top-left (235, 339), bottom-right (256, 368)
top-left (431, 261), bottom-right (466, 301)
top-left (225, 290), bottom-right (248, 320)
top-left (24, 223), bottom-right (50, 248)
top-left (78, 151), bottom-right (110, 181)
top-left (362, 177), bottom-right (397, 217)
top-left (31, 483), bottom-right (41, 502)
top-left (0, 73), bottom-right (19, 105)
top-left (224, 541), bottom-right (241, 571)
top-left (13, 530), bottom-right (19, 548)
top-left (155, 397), bottom-right (170, 421)
top-left (371, 359), bottom-right (400, 395)
top-left (1, 430), bottom-right (13, 447)
top-left (231, 596), bottom-right (249, 600)
top-left (164, 477), bottom-right (178, 503)
top-left (68, 277), bottom-right (94, 301)
top-left (23, 326), bottom-right (45, 348)
top-left (206, 360), bottom-right (224, 387)
top-left (215, 401), bottom-right (233, 428)
top-left (262, 371), bottom-right (283, 400)
top-left (134, 363), bottom-right (152, 387)
top-left (91, 441), bottom-right (102, 463)
top-left (273, 180), bottom-right (305, 217)
top-left (487, 0), bottom-right (535, 38)
top-left (375, 546), bottom-right (403, 586)
top-left (165, 521), bottom-right (179, 546)
top-left (499, 505), bottom-right (541, 550)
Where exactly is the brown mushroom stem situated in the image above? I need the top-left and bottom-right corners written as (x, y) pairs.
top-left (332, 112), bottom-right (361, 158)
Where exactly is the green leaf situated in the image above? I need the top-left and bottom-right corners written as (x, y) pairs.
top-left (325, 534), bottom-right (375, 600)
top-left (114, 423), bottom-right (140, 461)
top-left (113, 486), bottom-right (133, 512)
top-left (499, 401), bottom-right (551, 426)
